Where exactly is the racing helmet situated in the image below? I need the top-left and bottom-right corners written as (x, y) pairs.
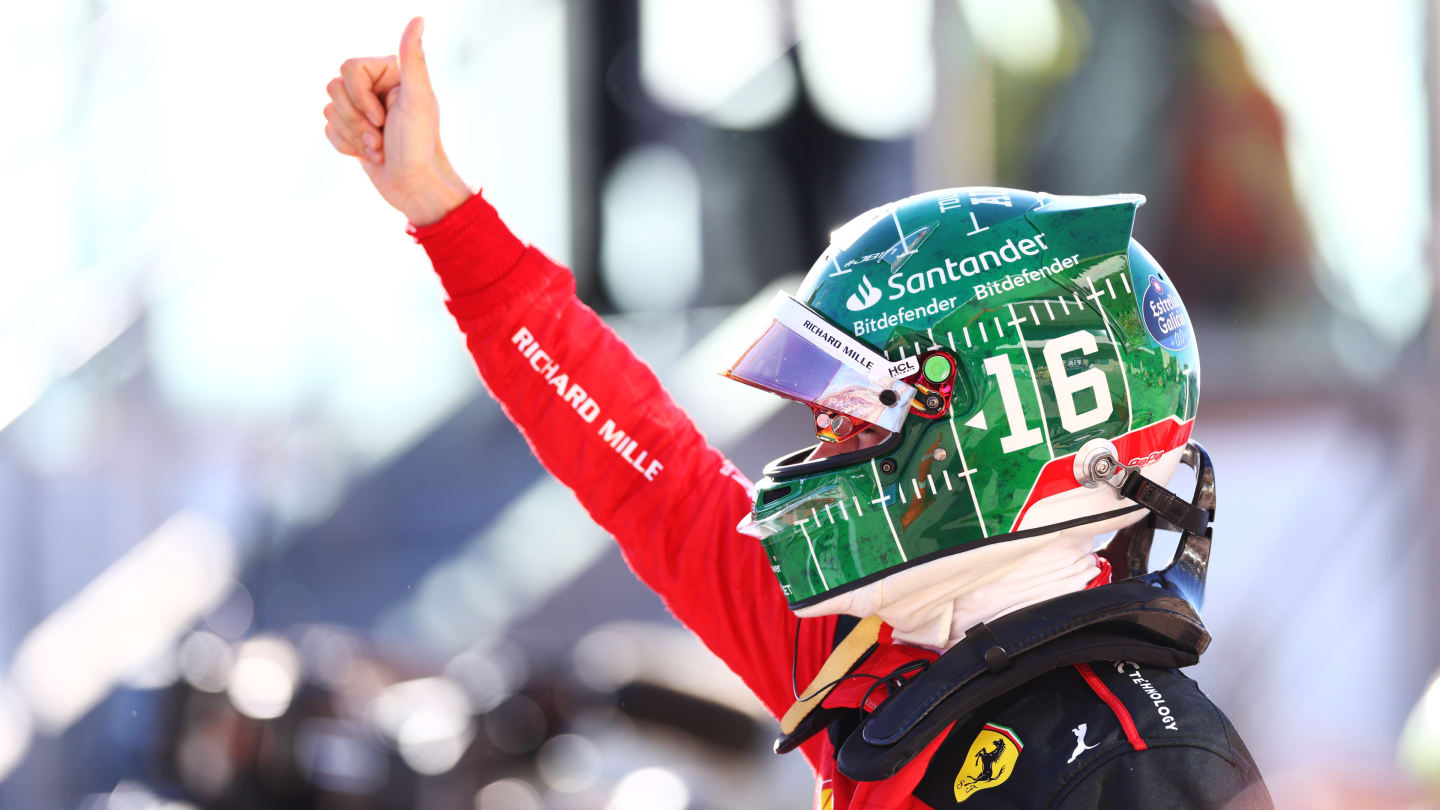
top-left (725, 188), bottom-right (1200, 609)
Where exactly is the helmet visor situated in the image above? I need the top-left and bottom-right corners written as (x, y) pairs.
top-left (723, 294), bottom-right (917, 433)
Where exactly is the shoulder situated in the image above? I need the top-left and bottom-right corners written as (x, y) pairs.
top-left (908, 664), bottom-right (1271, 809)
top-left (1075, 661), bottom-right (1238, 743)
top-left (1049, 663), bottom-right (1271, 809)
top-left (1051, 744), bottom-right (1272, 809)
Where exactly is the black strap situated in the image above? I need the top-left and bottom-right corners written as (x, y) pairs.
top-left (771, 614), bottom-right (871, 755)
top-left (1120, 473), bottom-right (1210, 536)
top-left (963, 622), bottom-right (1011, 674)
top-left (775, 704), bottom-right (851, 754)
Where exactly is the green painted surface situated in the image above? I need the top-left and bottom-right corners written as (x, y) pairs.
top-left (750, 189), bottom-right (1201, 606)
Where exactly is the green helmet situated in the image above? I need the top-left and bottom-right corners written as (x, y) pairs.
top-left (724, 188), bottom-right (1200, 609)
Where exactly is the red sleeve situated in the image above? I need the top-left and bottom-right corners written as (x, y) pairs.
top-left (411, 192), bottom-right (833, 767)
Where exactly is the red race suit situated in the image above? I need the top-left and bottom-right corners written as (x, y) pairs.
top-left (411, 191), bottom-right (951, 808)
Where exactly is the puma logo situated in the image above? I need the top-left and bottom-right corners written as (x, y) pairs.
top-left (1067, 723), bottom-right (1099, 763)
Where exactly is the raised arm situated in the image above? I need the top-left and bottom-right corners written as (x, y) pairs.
top-left (322, 18), bottom-right (835, 749)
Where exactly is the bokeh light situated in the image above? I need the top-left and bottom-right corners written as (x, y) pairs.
top-left (226, 635), bottom-right (302, 720)
top-left (475, 778), bottom-right (544, 810)
top-left (607, 767), bottom-right (691, 810)
top-left (537, 733), bottom-right (604, 793)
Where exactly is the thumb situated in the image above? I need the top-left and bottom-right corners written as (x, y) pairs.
top-left (397, 16), bottom-right (432, 93)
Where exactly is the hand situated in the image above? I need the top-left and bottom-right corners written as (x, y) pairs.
top-left (323, 17), bottom-right (472, 226)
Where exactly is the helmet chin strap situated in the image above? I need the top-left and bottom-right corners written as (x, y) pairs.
top-left (1078, 439), bottom-right (1216, 611)
top-left (1074, 438), bottom-right (1213, 537)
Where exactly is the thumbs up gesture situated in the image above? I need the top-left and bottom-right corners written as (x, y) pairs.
top-left (324, 17), bottom-right (471, 225)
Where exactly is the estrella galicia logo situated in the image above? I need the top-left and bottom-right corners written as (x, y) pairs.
top-left (1141, 274), bottom-right (1190, 352)
top-left (846, 275), bottom-right (883, 311)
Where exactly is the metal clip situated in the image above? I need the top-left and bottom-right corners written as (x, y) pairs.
top-left (1073, 438), bottom-right (1138, 490)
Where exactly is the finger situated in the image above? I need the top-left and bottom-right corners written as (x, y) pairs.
top-left (326, 79), bottom-right (382, 155)
top-left (325, 78), bottom-right (370, 138)
top-left (324, 102), bottom-right (381, 160)
top-left (339, 56), bottom-right (400, 128)
top-left (324, 122), bottom-right (360, 157)
top-left (397, 17), bottom-right (431, 94)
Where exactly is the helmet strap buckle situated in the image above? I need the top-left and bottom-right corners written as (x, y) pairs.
top-left (1074, 438), bottom-right (1213, 538)
top-left (1073, 438), bottom-right (1133, 490)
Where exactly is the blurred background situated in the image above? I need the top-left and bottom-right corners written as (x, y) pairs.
top-left (2, 0), bottom-right (1438, 807)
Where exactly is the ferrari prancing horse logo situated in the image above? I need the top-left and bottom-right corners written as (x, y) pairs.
top-left (953, 723), bottom-right (1024, 803)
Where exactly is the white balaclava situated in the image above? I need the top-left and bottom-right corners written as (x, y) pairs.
top-left (794, 446), bottom-right (1184, 651)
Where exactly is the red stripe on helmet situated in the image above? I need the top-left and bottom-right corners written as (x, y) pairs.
top-left (1009, 417), bottom-right (1194, 532)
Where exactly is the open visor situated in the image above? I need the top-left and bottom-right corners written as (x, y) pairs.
top-left (723, 293), bottom-right (918, 433)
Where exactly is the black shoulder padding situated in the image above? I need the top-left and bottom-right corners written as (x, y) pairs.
top-left (835, 578), bottom-right (1209, 781)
